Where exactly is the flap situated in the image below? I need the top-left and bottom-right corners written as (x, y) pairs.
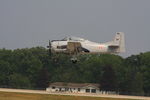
top-left (67, 42), bottom-right (82, 53)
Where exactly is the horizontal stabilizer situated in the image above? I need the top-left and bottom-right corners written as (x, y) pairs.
top-left (108, 45), bottom-right (119, 48)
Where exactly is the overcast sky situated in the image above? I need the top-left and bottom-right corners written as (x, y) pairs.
top-left (0, 0), bottom-right (150, 57)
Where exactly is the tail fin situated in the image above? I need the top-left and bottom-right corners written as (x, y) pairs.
top-left (108, 32), bottom-right (125, 53)
top-left (113, 32), bottom-right (125, 53)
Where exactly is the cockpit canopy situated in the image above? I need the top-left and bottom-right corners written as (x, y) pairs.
top-left (62, 37), bottom-right (85, 41)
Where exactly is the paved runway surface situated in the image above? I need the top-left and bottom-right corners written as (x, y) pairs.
top-left (0, 88), bottom-right (150, 100)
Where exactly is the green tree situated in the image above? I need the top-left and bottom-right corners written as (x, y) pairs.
top-left (0, 60), bottom-right (11, 86)
top-left (9, 73), bottom-right (31, 88)
top-left (100, 65), bottom-right (118, 91)
top-left (36, 67), bottom-right (50, 89)
top-left (134, 72), bottom-right (144, 95)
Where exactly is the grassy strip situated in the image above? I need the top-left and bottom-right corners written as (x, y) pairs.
top-left (0, 91), bottom-right (135, 100)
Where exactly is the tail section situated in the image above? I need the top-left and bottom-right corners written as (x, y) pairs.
top-left (108, 32), bottom-right (125, 53)
top-left (114, 32), bottom-right (125, 53)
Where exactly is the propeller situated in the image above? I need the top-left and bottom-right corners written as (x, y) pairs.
top-left (47, 40), bottom-right (52, 57)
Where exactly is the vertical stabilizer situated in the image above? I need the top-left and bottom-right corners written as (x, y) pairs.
top-left (114, 32), bottom-right (125, 53)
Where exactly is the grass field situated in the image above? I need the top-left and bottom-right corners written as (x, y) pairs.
top-left (0, 91), bottom-right (136, 100)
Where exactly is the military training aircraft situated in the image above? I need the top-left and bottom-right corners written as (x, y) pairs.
top-left (47, 32), bottom-right (125, 63)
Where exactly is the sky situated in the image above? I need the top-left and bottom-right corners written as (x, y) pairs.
top-left (0, 0), bottom-right (150, 57)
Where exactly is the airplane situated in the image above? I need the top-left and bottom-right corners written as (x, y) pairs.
top-left (47, 32), bottom-right (125, 63)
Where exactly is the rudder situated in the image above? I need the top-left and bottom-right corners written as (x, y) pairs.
top-left (114, 32), bottom-right (125, 53)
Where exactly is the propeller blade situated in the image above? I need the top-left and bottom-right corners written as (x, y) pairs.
top-left (47, 40), bottom-right (52, 57)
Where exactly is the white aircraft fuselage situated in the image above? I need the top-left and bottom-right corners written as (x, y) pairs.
top-left (51, 40), bottom-right (109, 53)
top-left (49, 32), bottom-right (125, 55)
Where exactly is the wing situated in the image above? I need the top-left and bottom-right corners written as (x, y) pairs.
top-left (67, 42), bottom-right (82, 54)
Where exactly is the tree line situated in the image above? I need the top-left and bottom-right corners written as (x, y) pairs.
top-left (0, 47), bottom-right (150, 96)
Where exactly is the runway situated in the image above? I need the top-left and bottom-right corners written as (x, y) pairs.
top-left (0, 88), bottom-right (150, 100)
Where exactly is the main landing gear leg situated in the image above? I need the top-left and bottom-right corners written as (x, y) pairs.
top-left (70, 56), bottom-right (78, 63)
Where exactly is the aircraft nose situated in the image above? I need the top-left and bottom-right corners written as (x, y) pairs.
top-left (51, 41), bottom-right (54, 49)
top-left (51, 41), bottom-right (58, 49)
top-left (47, 40), bottom-right (56, 49)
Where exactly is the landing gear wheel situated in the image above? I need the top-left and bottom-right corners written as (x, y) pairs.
top-left (70, 57), bottom-right (78, 63)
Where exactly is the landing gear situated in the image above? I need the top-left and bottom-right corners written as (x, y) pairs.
top-left (70, 57), bottom-right (78, 63)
